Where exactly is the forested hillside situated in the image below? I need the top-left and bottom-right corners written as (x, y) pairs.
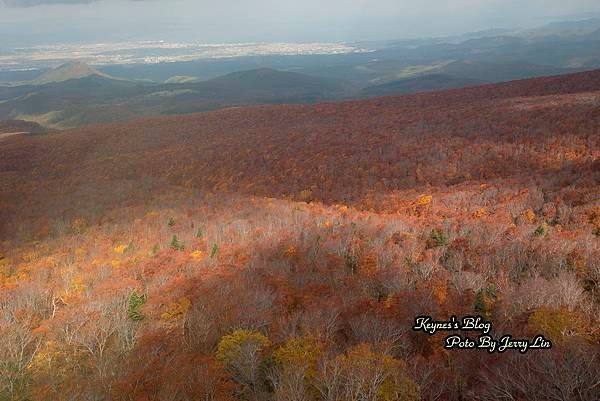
top-left (0, 70), bottom-right (599, 401)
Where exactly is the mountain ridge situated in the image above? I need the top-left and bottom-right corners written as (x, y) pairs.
top-left (32, 61), bottom-right (118, 85)
top-left (0, 67), bottom-right (358, 129)
top-left (361, 73), bottom-right (486, 96)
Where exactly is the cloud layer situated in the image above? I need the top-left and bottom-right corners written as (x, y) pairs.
top-left (3, 0), bottom-right (97, 6)
top-left (1, 0), bottom-right (599, 46)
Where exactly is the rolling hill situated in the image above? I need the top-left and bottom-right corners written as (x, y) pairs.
top-left (195, 68), bottom-right (356, 100)
top-left (0, 66), bottom-right (357, 128)
top-left (32, 61), bottom-right (116, 85)
top-left (0, 119), bottom-right (46, 134)
top-left (1, 69), bottom-right (599, 401)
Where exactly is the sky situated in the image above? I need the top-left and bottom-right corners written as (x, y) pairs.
top-left (1, 0), bottom-right (600, 46)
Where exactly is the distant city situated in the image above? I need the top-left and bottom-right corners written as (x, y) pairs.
top-left (0, 41), bottom-right (370, 71)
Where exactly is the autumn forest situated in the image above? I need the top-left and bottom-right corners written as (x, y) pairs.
top-left (0, 69), bottom-right (599, 401)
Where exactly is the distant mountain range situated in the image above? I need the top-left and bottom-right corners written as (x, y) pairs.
top-left (1, 57), bottom-right (599, 129)
top-left (519, 18), bottom-right (600, 37)
top-left (359, 59), bottom-right (579, 97)
top-left (1, 18), bottom-right (599, 129)
top-left (0, 66), bottom-right (357, 128)
top-left (95, 17), bottom-right (600, 84)
top-left (2, 18), bottom-right (598, 87)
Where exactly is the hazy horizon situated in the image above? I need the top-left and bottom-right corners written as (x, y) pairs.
top-left (2, 0), bottom-right (600, 47)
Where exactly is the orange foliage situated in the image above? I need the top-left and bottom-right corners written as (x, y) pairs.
top-left (0, 70), bottom-right (598, 401)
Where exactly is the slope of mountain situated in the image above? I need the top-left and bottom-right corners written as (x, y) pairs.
top-left (1, 69), bottom-right (599, 401)
top-left (32, 61), bottom-right (116, 85)
top-left (0, 67), bottom-right (358, 129)
top-left (428, 60), bottom-right (575, 83)
top-left (0, 119), bottom-right (46, 134)
top-left (361, 73), bottom-right (486, 96)
top-left (0, 68), bottom-right (47, 85)
top-left (164, 75), bottom-right (202, 84)
top-left (191, 68), bottom-right (357, 101)
top-left (0, 75), bottom-right (146, 128)
top-left (2, 68), bottom-right (599, 232)
top-left (520, 18), bottom-right (600, 37)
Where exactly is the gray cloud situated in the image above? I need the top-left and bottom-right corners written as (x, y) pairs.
top-left (2, 0), bottom-right (97, 6)
top-left (1, 0), bottom-right (599, 46)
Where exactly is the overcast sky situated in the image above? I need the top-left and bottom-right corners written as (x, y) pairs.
top-left (1, 0), bottom-right (600, 46)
